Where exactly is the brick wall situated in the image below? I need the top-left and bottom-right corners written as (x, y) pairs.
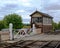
top-left (0, 31), bottom-right (10, 41)
top-left (43, 25), bottom-right (52, 32)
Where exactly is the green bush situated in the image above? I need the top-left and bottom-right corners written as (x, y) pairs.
top-left (0, 21), bottom-right (6, 30)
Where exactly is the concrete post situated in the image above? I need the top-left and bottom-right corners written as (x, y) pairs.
top-left (33, 24), bottom-right (36, 33)
top-left (9, 23), bottom-right (14, 40)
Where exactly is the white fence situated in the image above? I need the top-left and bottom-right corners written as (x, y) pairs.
top-left (0, 23), bottom-right (36, 40)
top-left (14, 28), bottom-right (32, 39)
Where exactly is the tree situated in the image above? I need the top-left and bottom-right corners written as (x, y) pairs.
top-left (3, 13), bottom-right (23, 29)
top-left (0, 21), bottom-right (6, 30)
top-left (58, 22), bottom-right (60, 29)
top-left (52, 21), bottom-right (58, 30)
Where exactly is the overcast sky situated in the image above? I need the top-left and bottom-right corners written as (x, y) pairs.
top-left (0, 0), bottom-right (60, 23)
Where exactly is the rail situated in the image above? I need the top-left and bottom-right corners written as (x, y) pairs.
top-left (1, 40), bottom-right (60, 48)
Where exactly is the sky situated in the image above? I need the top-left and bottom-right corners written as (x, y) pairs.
top-left (0, 0), bottom-right (60, 23)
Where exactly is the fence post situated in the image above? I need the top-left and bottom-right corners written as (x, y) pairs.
top-left (33, 24), bottom-right (35, 33)
top-left (9, 23), bottom-right (14, 40)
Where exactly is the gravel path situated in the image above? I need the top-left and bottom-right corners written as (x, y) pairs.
top-left (21, 34), bottom-right (60, 41)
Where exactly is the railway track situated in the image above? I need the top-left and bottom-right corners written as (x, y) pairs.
top-left (1, 40), bottom-right (60, 48)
